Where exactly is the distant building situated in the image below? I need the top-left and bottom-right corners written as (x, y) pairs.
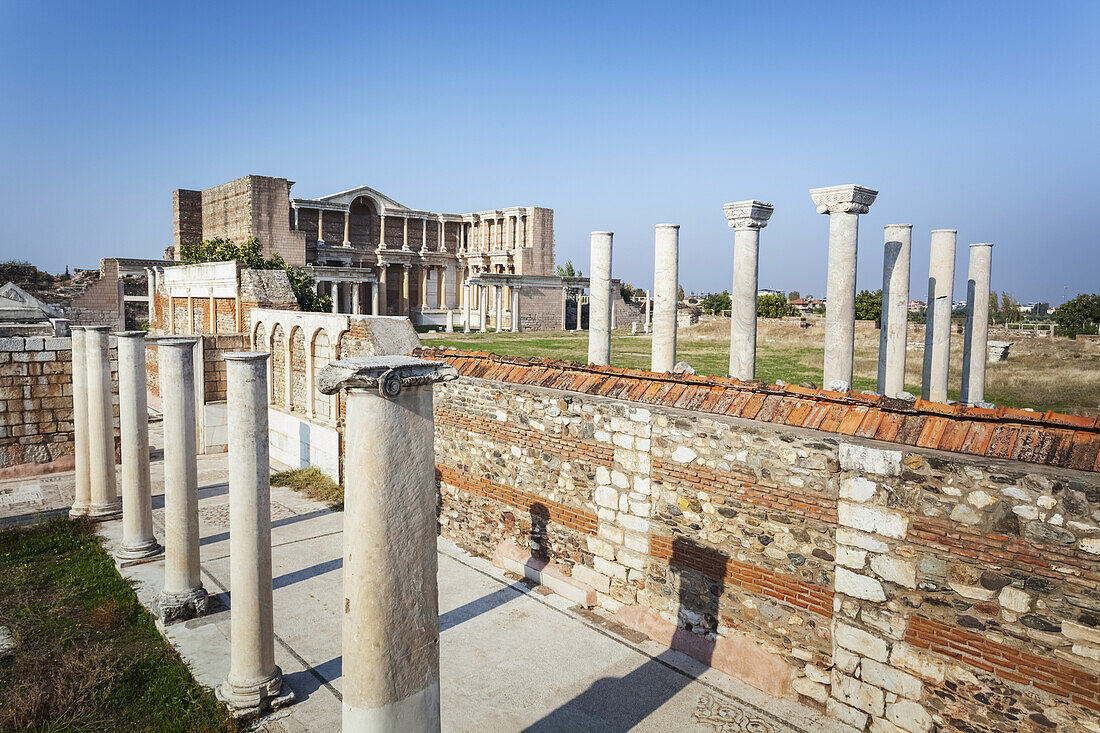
top-left (908, 300), bottom-right (925, 312)
top-left (757, 288), bottom-right (785, 297)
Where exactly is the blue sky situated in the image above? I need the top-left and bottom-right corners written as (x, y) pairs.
top-left (1, 1), bottom-right (1097, 304)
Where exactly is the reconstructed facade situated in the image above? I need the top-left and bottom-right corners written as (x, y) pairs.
top-left (172, 175), bottom-right (559, 328)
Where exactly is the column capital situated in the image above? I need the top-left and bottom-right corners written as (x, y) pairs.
top-left (810, 185), bottom-right (878, 215)
top-left (317, 356), bottom-right (458, 397)
top-left (722, 200), bottom-right (774, 230)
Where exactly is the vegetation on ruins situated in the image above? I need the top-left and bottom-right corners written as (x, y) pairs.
top-left (555, 260), bottom-right (582, 278)
top-left (855, 289), bottom-right (883, 322)
top-left (1054, 293), bottom-right (1100, 338)
top-left (179, 237), bottom-right (332, 313)
top-left (271, 467), bottom-right (344, 509)
top-left (700, 290), bottom-right (732, 314)
top-left (0, 519), bottom-right (232, 732)
top-left (756, 293), bottom-right (796, 318)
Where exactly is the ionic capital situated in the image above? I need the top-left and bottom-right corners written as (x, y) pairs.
top-left (809, 185), bottom-right (878, 215)
top-left (722, 200), bottom-right (774, 230)
top-left (317, 356), bottom-right (458, 398)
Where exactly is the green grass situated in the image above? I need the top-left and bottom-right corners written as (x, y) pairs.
top-left (271, 467), bottom-right (344, 509)
top-left (0, 518), bottom-right (232, 733)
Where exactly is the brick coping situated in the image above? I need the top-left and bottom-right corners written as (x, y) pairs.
top-left (413, 348), bottom-right (1100, 474)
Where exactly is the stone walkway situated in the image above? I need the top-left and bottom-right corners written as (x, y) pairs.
top-left (0, 425), bottom-right (852, 733)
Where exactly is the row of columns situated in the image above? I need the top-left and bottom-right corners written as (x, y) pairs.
top-left (718, 186), bottom-right (994, 405)
top-left (460, 284), bottom-right (521, 333)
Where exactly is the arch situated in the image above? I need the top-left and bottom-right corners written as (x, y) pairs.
top-left (311, 329), bottom-right (333, 422)
top-left (289, 326), bottom-right (307, 414)
top-left (349, 196), bottom-right (378, 246)
top-left (270, 324), bottom-right (286, 408)
top-left (253, 321), bottom-right (266, 353)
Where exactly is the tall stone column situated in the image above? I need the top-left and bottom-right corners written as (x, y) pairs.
top-left (561, 287), bottom-right (568, 331)
top-left (643, 290), bottom-right (651, 334)
top-left (445, 310), bottom-right (454, 333)
top-left (371, 281), bottom-right (380, 316)
top-left (352, 282), bottom-right (361, 315)
top-left (961, 243), bottom-right (994, 406)
top-left (331, 282), bottom-right (341, 314)
top-left (651, 224), bottom-right (680, 373)
top-left (317, 210), bottom-right (325, 246)
top-left (85, 326), bottom-right (121, 519)
top-left (217, 353), bottom-right (294, 716)
top-left (723, 200), bottom-right (774, 380)
top-left (68, 327), bottom-right (92, 517)
top-left (610, 286), bottom-right (617, 331)
top-left (588, 231), bottom-right (613, 366)
top-left (494, 285), bottom-right (504, 332)
top-left (154, 339), bottom-right (208, 623)
top-left (419, 267), bottom-right (429, 309)
top-left (478, 286), bottom-right (488, 332)
top-left (922, 229), bottom-right (957, 402)
top-left (114, 332), bottom-right (160, 559)
top-left (810, 185), bottom-right (878, 391)
top-left (317, 357), bottom-right (457, 733)
top-left (575, 288), bottom-right (583, 331)
top-left (402, 266), bottom-right (411, 316)
top-left (463, 285), bottom-right (472, 333)
top-left (510, 288), bottom-right (521, 333)
top-left (378, 267), bottom-right (389, 315)
top-left (878, 225), bottom-right (913, 398)
top-left (343, 210), bottom-right (351, 246)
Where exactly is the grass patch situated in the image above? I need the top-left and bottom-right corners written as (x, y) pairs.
top-left (0, 518), bottom-right (233, 733)
top-left (271, 467), bottom-right (344, 509)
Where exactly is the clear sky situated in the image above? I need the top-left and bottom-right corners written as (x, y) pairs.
top-left (1, 1), bottom-right (1097, 304)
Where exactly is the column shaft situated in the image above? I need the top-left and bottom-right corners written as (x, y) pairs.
top-left (588, 232), bottom-right (613, 365)
top-left (729, 228), bottom-right (761, 380)
top-left (878, 225), bottom-right (912, 397)
top-left (343, 210), bottom-right (351, 246)
top-left (86, 326), bottom-right (121, 518)
top-left (643, 290), bottom-right (651, 333)
top-left (651, 224), bottom-right (680, 372)
top-left (68, 327), bottom-right (91, 517)
top-left (352, 282), bottom-right (361, 315)
top-left (961, 243), bottom-right (994, 405)
top-left (371, 280), bottom-right (380, 316)
top-left (115, 332), bottom-right (160, 559)
top-left (478, 286), bottom-right (488, 332)
top-left (510, 288), bottom-right (521, 333)
top-left (494, 286), bottom-right (503, 331)
top-left (922, 229), bottom-right (957, 402)
top-left (823, 212), bottom-right (859, 389)
top-left (561, 287), bottom-right (567, 331)
top-left (463, 285), bottom-right (472, 333)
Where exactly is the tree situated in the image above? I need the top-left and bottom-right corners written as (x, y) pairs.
top-left (788, 290), bottom-right (801, 301)
top-left (989, 291), bottom-right (1000, 324)
top-left (855, 289), bottom-right (882, 322)
top-left (1054, 293), bottom-right (1100, 338)
top-left (700, 291), bottom-right (732, 314)
top-left (556, 260), bottom-right (581, 278)
top-left (179, 237), bottom-right (331, 312)
top-left (678, 284), bottom-right (685, 302)
top-left (999, 291), bottom-right (1021, 325)
top-left (757, 293), bottom-right (796, 318)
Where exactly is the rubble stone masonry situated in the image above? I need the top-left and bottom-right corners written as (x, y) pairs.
top-left (420, 348), bottom-right (1100, 733)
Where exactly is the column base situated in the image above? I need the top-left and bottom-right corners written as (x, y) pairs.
top-left (216, 667), bottom-right (295, 719)
top-left (87, 500), bottom-right (122, 521)
top-left (69, 504), bottom-right (90, 518)
top-left (117, 539), bottom-right (163, 562)
top-left (154, 587), bottom-right (209, 624)
top-left (343, 680), bottom-right (440, 732)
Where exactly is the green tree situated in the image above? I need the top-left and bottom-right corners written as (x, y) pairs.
top-left (556, 260), bottom-right (581, 278)
top-left (1054, 293), bottom-right (1100, 338)
top-left (999, 291), bottom-right (1021, 324)
top-left (855, 289), bottom-right (882, 322)
top-left (678, 284), bottom-right (685, 302)
top-left (787, 290), bottom-right (801, 301)
top-left (700, 291), bottom-right (732, 314)
top-left (757, 293), bottom-right (796, 318)
top-left (989, 291), bottom-right (1000, 324)
top-left (178, 237), bottom-right (331, 312)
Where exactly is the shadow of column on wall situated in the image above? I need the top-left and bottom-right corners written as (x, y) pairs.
top-left (521, 536), bottom-right (724, 732)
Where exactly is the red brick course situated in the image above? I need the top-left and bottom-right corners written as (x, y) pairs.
top-left (436, 407), bottom-right (614, 467)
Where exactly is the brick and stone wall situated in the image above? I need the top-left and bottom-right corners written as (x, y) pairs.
top-left (0, 336), bottom-right (118, 475)
top-left (418, 348), bottom-right (1100, 732)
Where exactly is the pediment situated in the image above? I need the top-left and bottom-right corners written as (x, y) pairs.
top-left (0, 282), bottom-right (59, 321)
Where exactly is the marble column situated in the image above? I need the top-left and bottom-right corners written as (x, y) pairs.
top-left (317, 357), bottom-right (457, 733)
top-left (561, 287), bottom-right (568, 331)
top-left (445, 310), bottom-right (454, 333)
top-left (723, 200), bottom-right (774, 380)
top-left (331, 282), bottom-right (340, 314)
top-left (463, 285), bottom-right (472, 333)
top-left (510, 288), bottom-right (521, 333)
top-left (420, 267), bottom-right (429, 309)
top-left (379, 267), bottom-right (389, 315)
top-left (86, 326), bottom-right (121, 519)
top-left (878, 225), bottom-right (913, 398)
top-left (217, 353), bottom-right (294, 716)
top-left (402, 266), bottom-right (411, 316)
top-left (643, 290), bottom-right (651, 334)
top-left (352, 282), bottom-right (361, 315)
top-left (494, 285), bottom-right (504, 332)
top-left (610, 288), bottom-right (617, 331)
top-left (371, 281), bottom-right (380, 316)
top-left (810, 185), bottom-right (878, 391)
top-left (588, 231), bottom-right (613, 366)
top-left (651, 224), bottom-right (680, 373)
top-left (961, 243), bottom-right (994, 406)
top-left (68, 327), bottom-right (92, 517)
top-left (114, 332), bottom-right (160, 559)
top-left (478, 286), bottom-right (488, 332)
top-left (153, 339), bottom-right (208, 623)
top-left (575, 288), bottom-right (583, 331)
top-left (317, 210), bottom-right (325, 246)
top-left (343, 210), bottom-right (351, 247)
top-left (379, 215), bottom-right (387, 249)
top-left (922, 229), bottom-right (957, 402)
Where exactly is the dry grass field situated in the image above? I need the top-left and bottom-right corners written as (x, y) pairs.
top-left (423, 316), bottom-right (1100, 417)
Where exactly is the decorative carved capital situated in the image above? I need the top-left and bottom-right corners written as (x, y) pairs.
top-left (317, 356), bottom-right (458, 398)
top-left (809, 185), bottom-right (878, 215)
top-left (722, 200), bottom-right (774, 230)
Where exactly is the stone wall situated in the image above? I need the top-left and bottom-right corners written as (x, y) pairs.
top-left (0, 335), bottom-right (118, 475)
top-left (419, 348), bottom-right (1100, 732)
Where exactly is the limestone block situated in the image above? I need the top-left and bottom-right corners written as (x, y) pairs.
top-left (831, 670), bottom-right (885, 716)
top-left (571, 564), bottom-right (611, 595)
top-left (836, 567), bottom-right (886, 601)
top-left (597, 524), bottom-right (624, 544)
top-left (594, 486), bottom-right (618, 509)
top-left (611, 469), bottom-right (629, 488)
top-left (617, 513), bottom-right (649, 534)
top-left (792, 677), bottom-right (829, 704)
top-left (860, 658), bottom-right (922, 700)
top-left (835, 647), bottom-right (861, 674)
top-left (622, 531), bottom-right (650, 554)
top-left (1082, 538), bottom-right (1100, 555)
top-left (805, 663), bottom-right (830, 684)
top-left (593, 556), bottom-right (628, 581)
top-left (967, 490), bottom-right (998, 508)
top-left (1063, 619), bottom-right (1100, 645)
top-left (595, 466), bottom-right (611, 484)
top-left (886, 698), bottom-right (932, 733)
top-left (837, 546), bottom-right (867, 569)
top-left (949, 503), bottom-right (982, 525)
top-left (671, 445), bottom-right (697, 463)
top-left (889, 642), bottom-right (946, 685)
top-left (827, 698), bottom-right (868, 730)
top-left (870, 555), bottom-right (916, 589)
top-left (616, 547), bottom-right (649, 572)
top-left (840, 476), bottom-right (877, 502)
top-left (998, 586), bottom-right (1031, 613)
top-left (839, 501), bottom-right (909, 539)
top-left (871, 719), bottom-right (909, 733)
top-left (586, 535), bottom-right (617, 561)
top-left (839, 443), bottom-right (902, 476)
top-left (835, 621), bottom-right (889, 662)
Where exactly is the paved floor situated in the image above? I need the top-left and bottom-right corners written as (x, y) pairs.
top-left (1, 425), bottom-right (852, 733)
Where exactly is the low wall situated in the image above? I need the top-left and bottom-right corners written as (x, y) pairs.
top-left (268, 407), bottom-right (339, 479)
top-left (419, 348), bottom-right (1100, 732)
